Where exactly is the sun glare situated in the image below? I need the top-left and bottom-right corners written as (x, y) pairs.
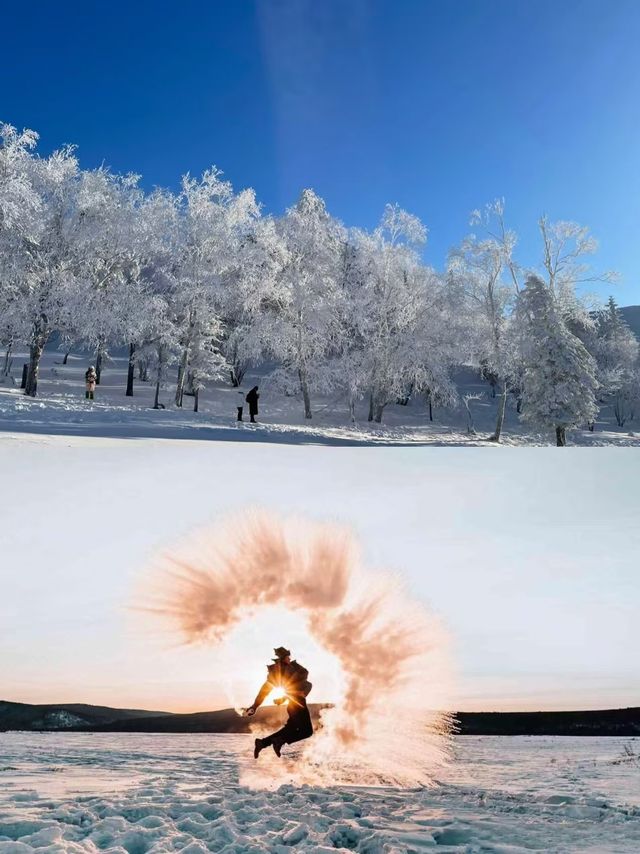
top-left (267, 685), bottom-right (288, 705)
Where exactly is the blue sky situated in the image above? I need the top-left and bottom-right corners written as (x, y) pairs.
top-left (4, 0), bottom-right (640, 303)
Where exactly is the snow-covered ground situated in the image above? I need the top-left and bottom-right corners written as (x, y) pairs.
top-left (0, 733), bottom-right (639, 852)
top-left (1, 345), bottom-right (638, 446)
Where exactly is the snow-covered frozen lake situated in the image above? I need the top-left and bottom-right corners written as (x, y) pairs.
top-left (0, 733), bottom-right (638, 852)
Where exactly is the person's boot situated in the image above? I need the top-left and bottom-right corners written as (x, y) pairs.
top-left (272, 738), bottom-right (284, 758)
top-left (254, 738), bottom-right (263, 759)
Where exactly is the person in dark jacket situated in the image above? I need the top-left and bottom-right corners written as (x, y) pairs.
top-left (245, 386), bottom-right (260, 423)
top-left (247, 646), bottom-right (313, 758)
top-left (85, 366), bottom-right (97, 400)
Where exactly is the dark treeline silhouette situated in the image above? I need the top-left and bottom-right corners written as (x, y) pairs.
top-left (2, 700), bottom-right (639, 736)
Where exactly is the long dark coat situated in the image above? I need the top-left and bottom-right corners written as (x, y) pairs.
top-left (246, 387), bottom-right (259, 416)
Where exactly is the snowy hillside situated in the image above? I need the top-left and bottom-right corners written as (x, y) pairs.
top-left (3, 123), bottom-right (640, 449)
top-left (0, 701), bottom-right (170, 732)
top-left (621, 305), bottom-right (640, 340)
top-left (1, 342), bottom-right (638, 446)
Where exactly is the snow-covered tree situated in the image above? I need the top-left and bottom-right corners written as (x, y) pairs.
top-left (344, 204), bottom-right (457, 423)
top-left (219, 216), bottom-right (287, 388)
top-left (171, 169), bottom-right (258, 406)
top-left (514, 275), bottom-right (599, 445)
top-left (251, 189), bottom-right (345, 419)
top-left (537, 216), bottom-right (617, 324)
top-left (1, 128), bottom-right (85, 396)
top-left (590, 297), bottom-right (639, 427)
top-left (65, 168), bottom-right (146, 382)
top-left (449, 199), bottom-right (520, 441)
top-left (132, 190), bottom-right (183, 408)
top-left (0, 125), bottom-right (44, 386)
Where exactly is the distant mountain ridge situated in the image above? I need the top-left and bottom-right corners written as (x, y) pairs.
top-left (620, 305), bottom-right (640, 340)
top-left (456, 707), bottom-right (640, 736)
top-left (2, 700), bottom-right (639, 736)
top-left (0, 700), bottom-right (171, 731)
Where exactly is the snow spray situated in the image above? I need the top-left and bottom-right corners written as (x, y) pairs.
top-left (142, 511), bottom-right (454, 787)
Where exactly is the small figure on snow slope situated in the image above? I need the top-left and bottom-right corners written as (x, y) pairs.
top-left (236, 388), bottom-right (245, 422)
top-left (85, 366), bottom-right (97, 400)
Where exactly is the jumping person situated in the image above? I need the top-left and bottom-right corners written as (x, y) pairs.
top-left (247, 646), bottom-right (313, 758)
top-left (245, 385), bottom-right (259, 423)
top-left (85, 365), bottom-right (97, 400)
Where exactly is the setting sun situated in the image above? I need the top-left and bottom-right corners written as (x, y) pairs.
top-left (267, 685), bottom-right (288, 705)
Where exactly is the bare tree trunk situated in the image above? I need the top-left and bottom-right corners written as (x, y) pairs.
top-left (368, 391), bottom-right (375, 422)
top-left (299, 369), bottom-right (312, 419)
top-left (175, 347), bottom-right (188, 407)
top-left (373, 402), bottom-right (385, 423)
top-left (176, 365), bottom-right (184, 404)
top-left (62, 349), bottom-right (70, 366)
top-left (2, 341), bottom-right (12, 375)
top-left (425, 390), bottom-right (433, 422)
top-left (126, 343), bottom-right (136, 397)
top-left (153, 345), bottom-right (166, 409)
top-left (349, 394), bottom-right (356, 423)
top-left (230, 363), bottom-right (246, 387)
top-left (95, 342), bottom-right (104, 384)
top-left (555, 426), bottom-right (566, 446)
top-left (25, 328), bottom-right (47, 397)
top-left (489, 379), bottom-right (507, 442)
top-left (463, 394), bottom-right (481, 434)
top-left (193, 388), bottom-right (199, 412)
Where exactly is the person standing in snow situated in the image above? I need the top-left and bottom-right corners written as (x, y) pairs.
top-left (85, 366), bottom-right (97, 400)
top-left (247, 646), bottom-right (313, 758)
top-left (236, 389), bottom-right (245, 422)
top-left (246, 385), bottom-right (260, 423)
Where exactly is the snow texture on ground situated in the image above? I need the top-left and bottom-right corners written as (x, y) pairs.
top-left (0, 733), bottom-right (639, 853)
top-left (1, 346), bottom-right (638, 447)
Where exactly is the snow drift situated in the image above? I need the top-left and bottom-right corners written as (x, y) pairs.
top-left (141, 512), bottom-right (454, 787)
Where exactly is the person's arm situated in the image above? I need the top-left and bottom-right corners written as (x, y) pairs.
top-left (246, 679), bottom-right (272, 716)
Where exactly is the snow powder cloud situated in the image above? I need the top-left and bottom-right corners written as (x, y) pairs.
top-left (140, 511), bottom-right (454, 787)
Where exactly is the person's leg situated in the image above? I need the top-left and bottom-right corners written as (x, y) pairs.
top-left (237, 407), bottom-right (243, 421)
top-left (266, 707), bottom-right (313, 752)
top-left (282, 706), bottom-right (313, 744)
top-left (254, 719), bottom-right (290, 758)
top-left (259, 720), bottom-right (291, 748)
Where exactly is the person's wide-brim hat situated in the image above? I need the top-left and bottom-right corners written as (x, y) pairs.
top-left (273, 646), bottom-right (291, 660)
